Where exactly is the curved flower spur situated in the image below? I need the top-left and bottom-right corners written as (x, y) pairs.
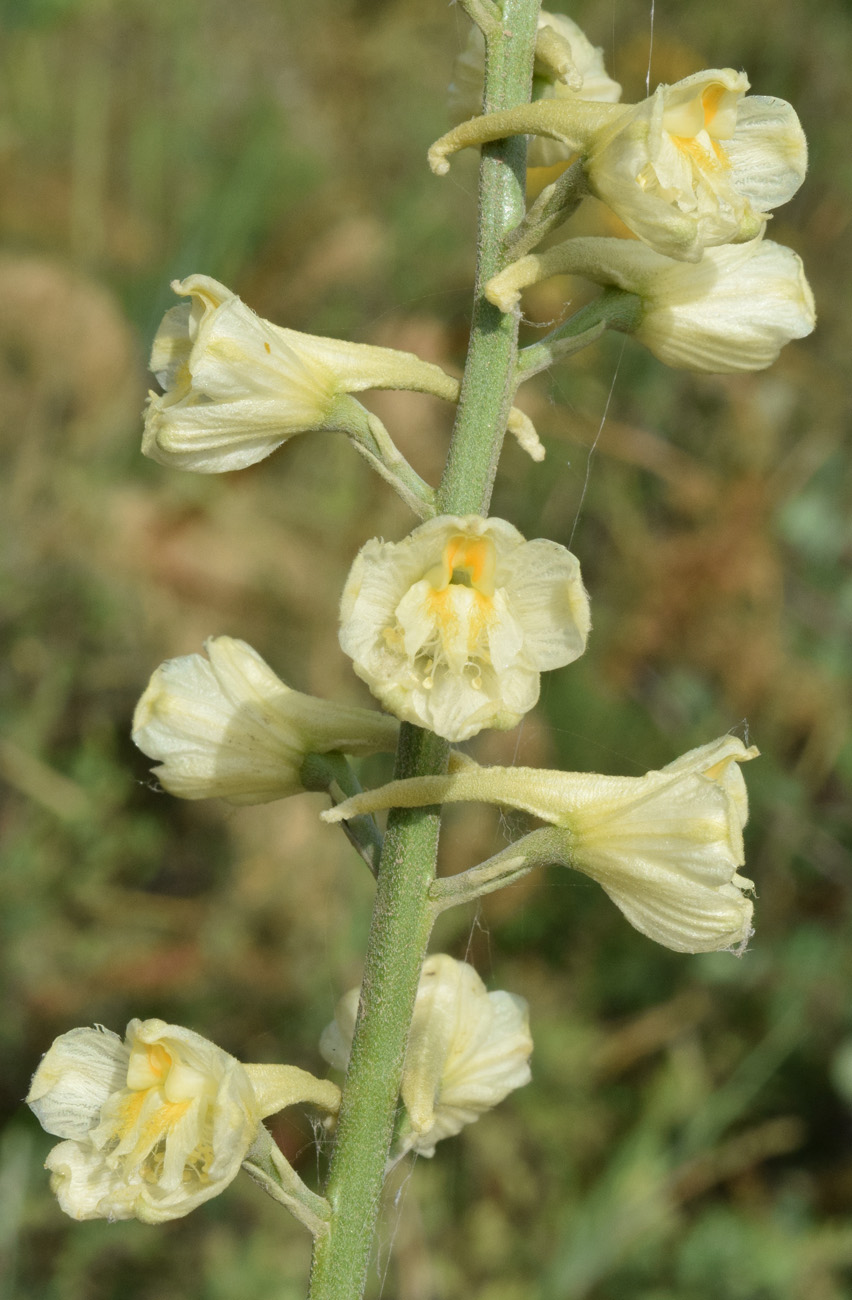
top-left (448, 9), bottom-right (622, 169)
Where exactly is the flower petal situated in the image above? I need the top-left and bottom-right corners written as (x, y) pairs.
top-left (27, 1028), bottom-right (129, 1141)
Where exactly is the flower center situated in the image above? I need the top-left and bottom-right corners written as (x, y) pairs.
top-left (89, 1038), bottom-right (220, 1188)
top-left (663, 82), bottom-right (738, 141)
top-left (393, 534), bottom-right (503, 691)
top-left (126, 1042), bottom-right (214, 1105)
top-left (662, 81), bottom-right (741, 173)
top-left (425, 534), bottom-right (497, 597)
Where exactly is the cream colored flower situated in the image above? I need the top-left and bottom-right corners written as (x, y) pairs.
top-left (324, 737), bottom-right (758, 954)
top-left (144, 275), bottom-right (340, 472)
top-left (143, 275), bottom-right (455, 474)
top-left (132, 635), bottom-right (398, 805)
top-left (429, 69), bottom-right (806, 262)
top-left (486, 236), bottom-right (815, 372)
top-left (585, 69), bottom-right (807, 260)
top-left (338, 515), bottom-right (590, 742)
top-left (449, 11), bottom-right (620, 167)
top-left (320, 954), bottom-right (532, 1159)
top-left (27, 1020), bottom-right (339, 1223)
top-left (142, 276), bottom-right (544, 484)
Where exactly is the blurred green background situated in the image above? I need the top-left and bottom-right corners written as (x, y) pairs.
top-left (1, 0), bottom-right (851, 1296)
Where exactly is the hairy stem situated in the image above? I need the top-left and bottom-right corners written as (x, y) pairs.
top-left (307, 726), bottom-right (448, 1299)
top-left (437, 0), bottom-right (542, 515)
top-left (307, 3), bottom-right (540, 1296)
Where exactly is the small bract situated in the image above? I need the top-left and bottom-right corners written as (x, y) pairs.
top-left (338, 515), bottom-right (590, 742)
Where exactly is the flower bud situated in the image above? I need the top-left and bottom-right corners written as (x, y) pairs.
top-left (338, 515), bottom-right (590, 742)
top-left (27, 1020), bottom-right (339, 1223)
top-left (132, 635), bottom-right (398, 804)
top-left (320, 954), bottom-right (532, 1159)
top-left (324, 737), bottom-right (758, 954)
top-left (449, 11), bottom-right (620, 167)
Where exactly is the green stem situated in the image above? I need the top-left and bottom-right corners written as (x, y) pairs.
top-left (437, 0), bottom-right (542, 516)
top-left (307, 4), bottom-right (540, 1297)
top-left (307, 725), bottom-right (448, 1299)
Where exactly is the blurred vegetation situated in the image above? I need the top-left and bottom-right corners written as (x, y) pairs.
top-left (1, 0), bottom-right (850, 1296)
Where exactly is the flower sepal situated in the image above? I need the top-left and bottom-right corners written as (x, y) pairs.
top-left (143, 274), bottom-right (546, 515)
top-left (338, 515), bottom-right (590, 742)
top-left (133, 636), bottom-right (399, 807)
top-left (27, 1019), bottom-right (342, 1227)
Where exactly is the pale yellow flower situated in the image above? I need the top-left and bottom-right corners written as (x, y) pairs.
top-left (449, 11), bottom-right (621, 167)
top-left (429, 69), bottom-right (806, 262)
top-left (320, 955), bottom-right (532, 1159)
top-left (144, 275), bottom-right (343, 472)
top-left (338, 515), bottom-right (590, 742)
top-left (132, 636), bottom-right (398, 804)
top-left (27, 1020), bottom-right (339, 1223)
top-left (585, 69), bottom-right (807, 260)
top-left (324, 737), bottom-right (758, 954)
top-left (486, 236), bottom-right (815, 372)
top-left (143, 275), bottom-right (545, 480)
